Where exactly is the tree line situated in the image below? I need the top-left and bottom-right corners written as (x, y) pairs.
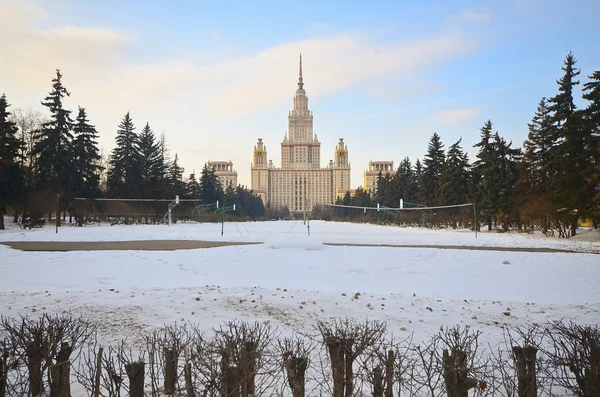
top-left (0, 70), bottom-right (264, 229)
top-left (325, 52), bottom-right (598, 237)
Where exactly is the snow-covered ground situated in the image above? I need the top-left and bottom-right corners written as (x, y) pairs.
top-left (1, 220), bottom-right (599, 348)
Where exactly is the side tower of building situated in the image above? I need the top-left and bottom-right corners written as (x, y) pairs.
top-left (251, 138), bottom-right (269, 205)
top-left (333, 138), bottom-right (350, 201)
top-left (207, 160), bottom-right (238, 188)
top-left (364, 160), bottom-right (394, 194)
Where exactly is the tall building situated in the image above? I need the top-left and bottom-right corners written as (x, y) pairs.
top-left (364, 160), bottom-right (395, 194)
top-left (251, 55), bottom-right (350, 215)
top-left (207, 160), bottom-right (238, 188)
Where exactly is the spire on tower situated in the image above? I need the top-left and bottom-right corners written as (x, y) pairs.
top-left (297, 53), bottom-right (304, 89)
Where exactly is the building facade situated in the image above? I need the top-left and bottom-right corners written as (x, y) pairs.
top-left (207, 160), bottom-right (238, 188)
top-left (251, 56), bottom-right (350, 215)
top-left (364, 160), bottom-right (395, 194)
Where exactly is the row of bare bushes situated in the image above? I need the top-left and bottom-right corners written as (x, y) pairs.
top-left (0, 314), bottom-right (598, 396)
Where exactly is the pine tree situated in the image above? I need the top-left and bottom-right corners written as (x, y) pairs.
top-left (519, 98), bottom-right (557, 233)
top-left (439, 138), bottom-right (470, 206)
top-left (72, 107), bottom-right (102, 199)
top-left (493, 133), bottom-right (522, 229)
top-left (107, 112), bottom-right (141, 197)
top-left (582, 70), bottom-right (600, 226)
top-left (199, 164), bottom-right (222, 204)
top-left (137, 122), bottom-right (160, 197)
top-left (151, 131), bottom-right (170, 198)
top-left (0, 94), bottom-right (23, 229)
top-left (472, 120), bottom-right (500, 230)
top-left (396, 157), bottom-right (416, 203)
top-left (547, 52), bottom-right (590, 236)
top-left (414, 158), bottom-right (424, 202)
top-left (422, 132), bottom-right (445, 205)
top-left (187, 172), bottom-right (201, 199)
top-left (33, 70), bottom-right (74, 217)
top-left (168, 153), bottom-right (186, 195)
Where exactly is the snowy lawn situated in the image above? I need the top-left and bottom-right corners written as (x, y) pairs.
top-left (1, 220), bottom-right (598, 347)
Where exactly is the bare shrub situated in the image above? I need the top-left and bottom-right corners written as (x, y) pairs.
top-left (0, 313), bottom-right (94, 396)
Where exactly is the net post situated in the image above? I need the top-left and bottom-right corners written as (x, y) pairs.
top-left (473, 203), bottom-right (477, 239)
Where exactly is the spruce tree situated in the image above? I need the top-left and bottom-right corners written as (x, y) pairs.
top-left (34, 70), bottom-right (74, 218)
top-left (547, 52), bottom-right (589, 236)
top-left (439, 138), bottom-right (470, 206)
top-left (0, 94), bottom-right (23, 229)
top-left (414, 158), bottom-right (424, 202)
top-left (493, 133), bottom-right (522, 229)
top-left (199, 164), bottom-right (222, 204)
top-left (519, 98), bottom-right (557, 232)
top-left (582, 70), bottom-right (600, 225)
top-left (472, 120), bottom-right (500, 230)
top-left (72, 107), bottom-right (102, 199)
top-left (422, 132), bottom-right (445, 205)
top-left (168, 153), bottom-right (186, 195)
top-left (187, 172), bottom-right (201, 199)
top-left (107, 112), bottom-right (141, 197)
top-left (137, 122), bottom-right (160, 197)
top-left (396, 157), bottom-right (416, 202)
top-left (151, 131), bottom-right (170, 198)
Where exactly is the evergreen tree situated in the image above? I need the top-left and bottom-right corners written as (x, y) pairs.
top-left (0, 94), bottom-right (23, 229)
top-left (414, 158), bottom-right (424, 202)
top-left (472, 120), bottom-right (500, 230)
top-left (519, 98), bottom-right (556, 232)
top-left (33, 70), bottom-right (74, 216)
top-left (547, 52), bottom-right (590, 236)
top-left (439, 138), bottom-right (470, 206)
top-left (523, 98), bottom-right (555, 191)
top-left (186, 172), bottom-right (201, 199)
top-left (107, 112), bottom-right (141, 197)
top-left (168, 153), bottom-right (186, 195)
top-left (151, 131), bottom-right (170, 198)
top-left (396, 157), bottom-right (416, 203)
top-left (199, 164), bottom-right (222, 204)
top-left (493, 133), bottom-right (522, 229)
top-left (422, 132), bottom-right (445, 205)
top-left (72, 107), bottom-right (102, 199)
top-left (137, 122), bottom-right (160, 197)
top-left (582, 70), bottom-right (600, 225)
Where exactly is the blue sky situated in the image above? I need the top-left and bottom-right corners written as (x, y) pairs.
top-left (1, 0), bottom-right (599, 188)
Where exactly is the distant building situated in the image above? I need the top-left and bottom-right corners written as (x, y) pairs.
top-left (335, 188), bottom-right (358, 200)
top-left (251, 55), bottom-right (350, 215)
top-left (207, 160), bottom-right (238, 188)
top-left (364, 160), bottom-right (395, 194)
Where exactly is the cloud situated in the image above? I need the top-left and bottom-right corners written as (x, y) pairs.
top-left (431, 108), bottom-right (481, 124)
top-left (446, 9), bottom-right (491, 26)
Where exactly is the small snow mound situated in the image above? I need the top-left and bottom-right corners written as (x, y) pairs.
top-left (264, 236), bottom-right (326, 251)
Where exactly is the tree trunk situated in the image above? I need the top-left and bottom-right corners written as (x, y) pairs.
top-left (384, 350), bottom-right (395, 397)
top-left (0, 349), bottom-right (8, 397)
top-left (93, 347), bottom-right (103, 397)
top-left (184, 362), bottom-right (195, 397)
top-left (326, 338), bottom-right (345, 397)
top-left (284, 355), bottom-right (308, 397)
top-left (571, 217), bottom-right (577, 237)
top-left (125, 361), bottom-right (145, 397)
top-left (240, 341), bottom-right (257, 397)
top-left (372, 367), bottom-right (383, 397)
top-left (0, 212), bottom-right (4, 230)
top-left (343, 341), bottom-right (354, 397)
top-left (513, 345), bottom-right (537, 397)
top-left (50, 361), bottom-right (71, 397)
top-left (443, 348), bottom-right (478, 397)
top-left (164, 348), bottom-right (177, 395)
top-left (26, 347), bottom-right (44, 397)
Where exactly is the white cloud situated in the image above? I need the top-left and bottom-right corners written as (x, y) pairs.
top-left (0, 1), bottom-right (488, 187)
top-left (431, 108), bottom-right (481, 125)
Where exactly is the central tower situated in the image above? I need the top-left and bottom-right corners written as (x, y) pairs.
top-left (281, 54), bottom-right (321, 169)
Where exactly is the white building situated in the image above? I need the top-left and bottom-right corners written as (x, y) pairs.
top-left (251, 56), bottom-right (350, 215)
top-left (207, 160), bottom-right (238, 188)
top-left (364, 160), bottom-right (395, 194)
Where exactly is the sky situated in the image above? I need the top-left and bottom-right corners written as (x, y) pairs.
top-left (1, 0), bottom-right (599, 189)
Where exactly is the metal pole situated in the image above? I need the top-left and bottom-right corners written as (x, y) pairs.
top-left (221, 210), bottom-right (224, 237)
top-left (55, 194), bottom-right (60, 233)
top-left (473, 203), bottom-right (478, 239)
